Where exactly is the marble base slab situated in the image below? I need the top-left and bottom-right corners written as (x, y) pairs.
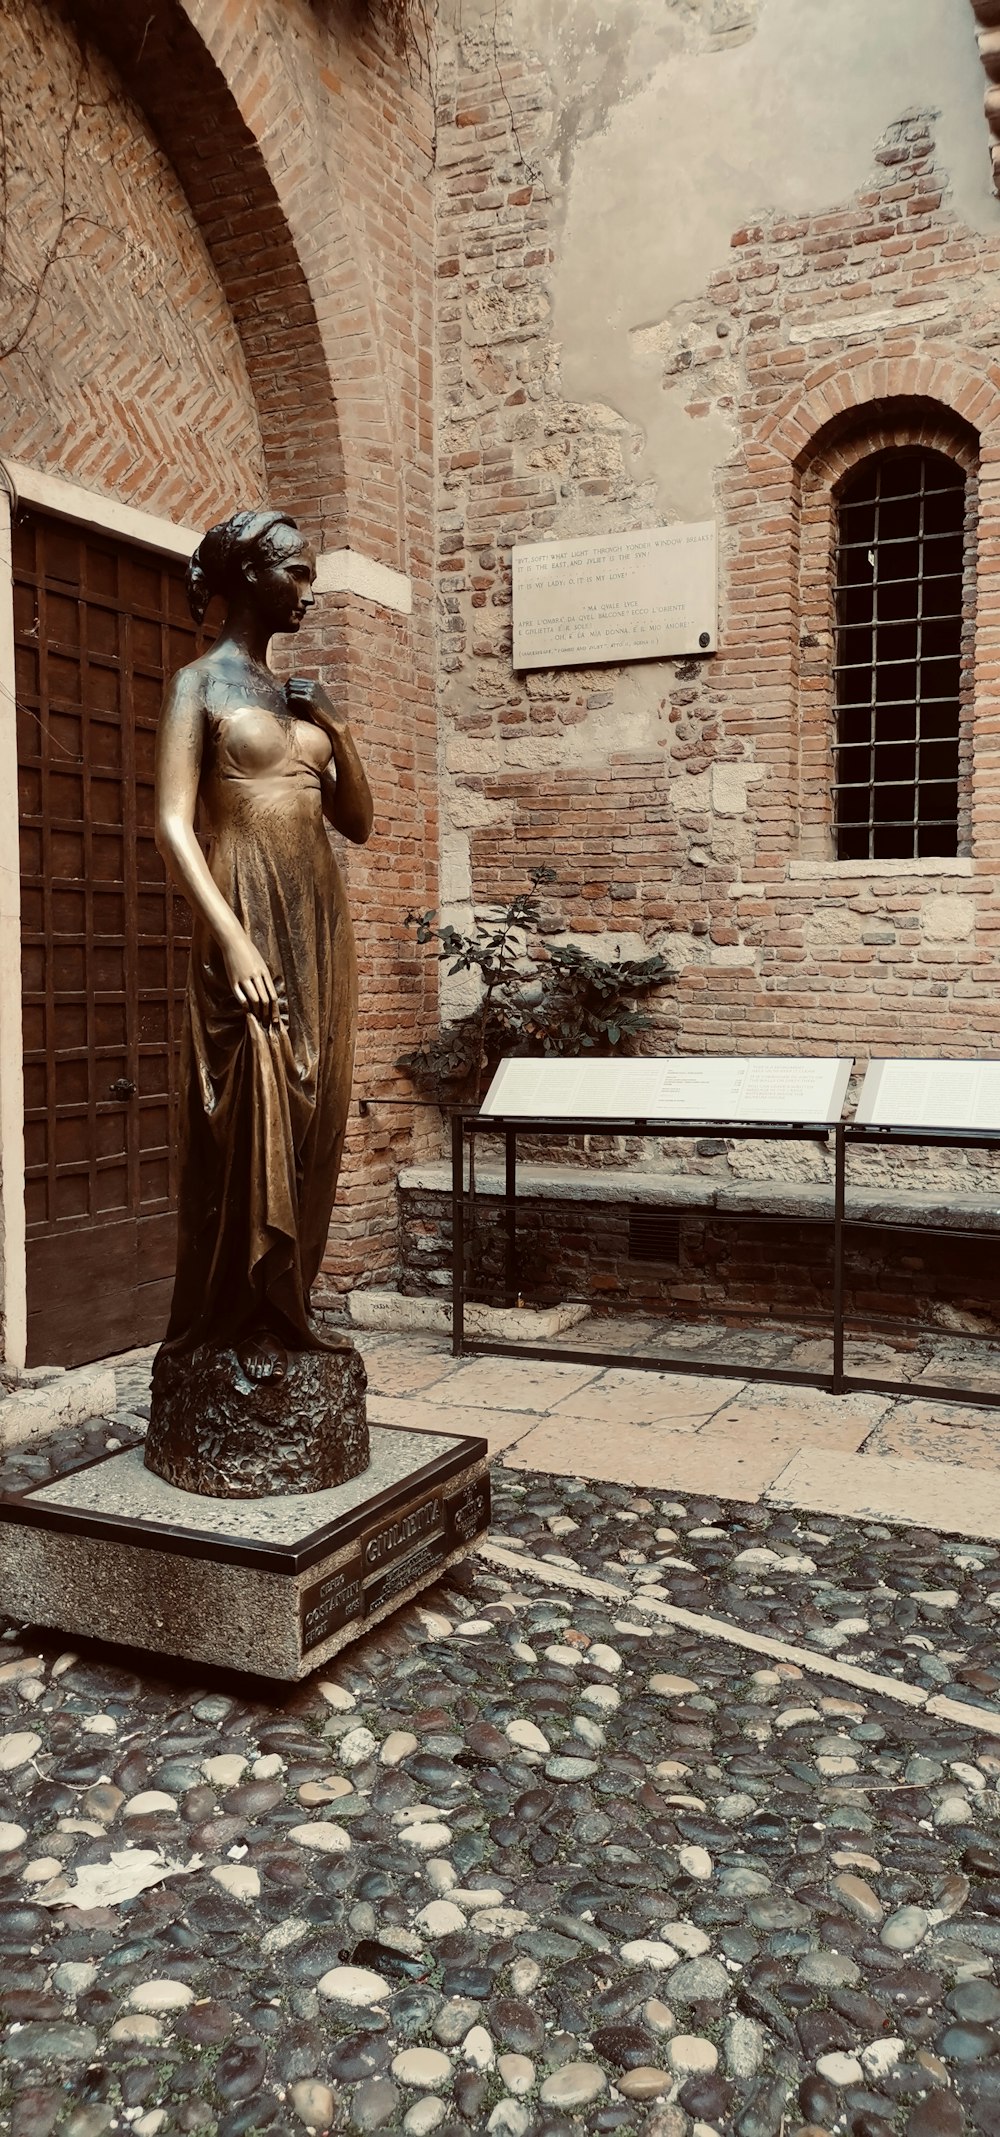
top-left (0, 1425), bottom-right (490, 1680)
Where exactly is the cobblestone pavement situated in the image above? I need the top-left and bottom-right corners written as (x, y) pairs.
top-left (4, 1344), bottom-right (1000, 2137)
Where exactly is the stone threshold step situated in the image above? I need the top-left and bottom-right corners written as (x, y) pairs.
top-left (0, 1362), bottom-right (117, 1454)
top-left (348, 1289), bottom-right (589, 1342)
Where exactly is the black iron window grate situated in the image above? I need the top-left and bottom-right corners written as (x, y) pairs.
top-left (833, 449), bottom-right (966, 860)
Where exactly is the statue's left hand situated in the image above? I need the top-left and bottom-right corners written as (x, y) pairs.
top-left (285, 676), bottom-right (340, 729)
top-left (287, 676), bottom-right (373, 844)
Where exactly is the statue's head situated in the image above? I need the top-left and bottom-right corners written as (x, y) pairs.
top-left (186, 509), bottom-right (317, 636)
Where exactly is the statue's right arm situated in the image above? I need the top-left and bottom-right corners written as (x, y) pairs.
top-left (155, 671), bottom-right (279, 1021)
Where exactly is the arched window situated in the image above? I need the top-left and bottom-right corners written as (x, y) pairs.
top-left (833, 448), bottom-right (967, 859)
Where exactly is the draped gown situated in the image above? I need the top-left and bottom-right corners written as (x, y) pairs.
top-left (162, 700), bottom-right (356, 1353)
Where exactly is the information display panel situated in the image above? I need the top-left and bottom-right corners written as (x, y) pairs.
top-left (512, 524), bottom-right (717, 670)
top-left (855, 1058), bottom-right (1000, 1132)
top-left (481, 1055), bottom-right (854, 1125)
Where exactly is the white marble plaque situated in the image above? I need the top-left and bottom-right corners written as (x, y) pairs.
top-left (856, 1058), bottom-right (1000, 1132)
top-left (512, 523), bottom-right (717, 670)
top-left (481, 1055), bottom-right (853, 1125)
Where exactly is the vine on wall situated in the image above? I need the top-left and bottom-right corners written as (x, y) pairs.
top-left (0, 28), bottom-right (98, 364)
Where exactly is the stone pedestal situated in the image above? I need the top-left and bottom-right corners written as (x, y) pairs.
top-left (0, 1425), bottom-right (490, 1680)
top-left (144, 1343), bottom-right (369, 1498)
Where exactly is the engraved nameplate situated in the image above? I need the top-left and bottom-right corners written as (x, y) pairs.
top-left (299, 1470), bottom-right (491, 1651)
top-left (300, 1555), bottom-right (364, 1651)
top-left (362, 1473), bottom-right (491, 1617)
top-left (364, 1534), bottom-right (453, 1616)
top-left (446, 1472), bottom-right (491, 1547)
top-left (361, 1491), bottom-right (445, 1578)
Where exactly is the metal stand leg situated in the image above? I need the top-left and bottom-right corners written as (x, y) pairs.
top-left (833, 1120), bottom-right (845, 1393)
top-left (504, 1127), bottom-right (518, 1307)
top-left (451, 1111), bottom-right (466, 1357)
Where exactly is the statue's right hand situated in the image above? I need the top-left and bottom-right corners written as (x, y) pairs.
top-left (223, 933), bottom-right (279, 1021)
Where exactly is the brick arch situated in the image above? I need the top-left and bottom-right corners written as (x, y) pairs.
top-left (806, 405), bottom-right (980, 496)
top-left (793, 403), bottom-right (981, 862)
top-left (70, 0), bottom-right (397, 557)
top-left (757, 352), bottom-right (1000, 470)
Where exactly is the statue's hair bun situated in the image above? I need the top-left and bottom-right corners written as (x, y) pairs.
top-left (184, 507), bottom-right (301, 624)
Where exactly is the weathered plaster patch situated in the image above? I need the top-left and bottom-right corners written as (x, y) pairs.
top-left (708, 943), bottom-right (757, 966)
top-left (920, 893), bottom-right (976, 943)
top-left (788, 298), bottom-right (954, 345)
top-left (445, 667), bottom-right (671, 775)
top-left (445, 787), bottom-right (513, 834)
top-left (440, 833), bottom-right (472, 907)
top-left (712, 762), bottom-right (766, 816)
top-left (539, 0), bottom-right (992, 516)
top-left (804, 904), bottom-right (873, 950)
top-left (441, 790), bottom-right (514, 914)
top-left (545, 929), bottom-right (653, 963)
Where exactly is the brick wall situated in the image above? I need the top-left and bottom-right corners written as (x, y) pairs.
top-left (0, 1), bottom-right (266, 523)
top-left (69, 0), bottom-right (443, 1287)
top-left (2, 0), bottom-right (442, 1321)
top-left (433, 19), bottom-right (1000, 1200)
top-left (399, 1182), bottom-right (1000, 1342)
top-left (11, 0), bottom-right (1000, 1335)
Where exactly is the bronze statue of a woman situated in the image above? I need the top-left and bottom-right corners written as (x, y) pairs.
top-left (143, 509), bottom-right (374, 1498)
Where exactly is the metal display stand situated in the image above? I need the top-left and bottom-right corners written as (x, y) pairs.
top-left (450, 1109), bottom-right (848, 1394)
top-left (837, 1119), bottom-right (1000, 1409)
top-left (450, 1110), bottom-right (1000, 1410)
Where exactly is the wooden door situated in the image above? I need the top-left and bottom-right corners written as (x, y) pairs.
top-left (14, 508), bottom-right (203, 1365)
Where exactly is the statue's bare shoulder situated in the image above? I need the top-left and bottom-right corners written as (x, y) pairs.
top-left (160, 647), bottom-right (255, 730)
top-left (160, 652), bottom-right (211, 720)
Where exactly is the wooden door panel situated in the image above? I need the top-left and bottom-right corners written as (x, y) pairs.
top-left (26, 1216), bottom-right (176, 1363)
top-left (14, 508), bottom-right (210, 1367)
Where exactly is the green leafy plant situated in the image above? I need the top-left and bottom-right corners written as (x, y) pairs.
top-left (398, 867), bottom-right (674, 1104)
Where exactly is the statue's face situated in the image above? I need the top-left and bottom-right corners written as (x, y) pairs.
top-left (246, 536), bottom-right (317, 635)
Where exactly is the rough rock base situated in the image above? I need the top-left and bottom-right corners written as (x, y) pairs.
top-left (144, 1342), bottom-right (369, 1499)
top-left (0, 1426), bottom-right (490, 1679)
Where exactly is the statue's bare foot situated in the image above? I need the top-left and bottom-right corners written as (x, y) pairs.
top-left (238, 1334), bottom-right (288, 1385)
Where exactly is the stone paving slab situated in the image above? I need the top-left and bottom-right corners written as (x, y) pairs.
top-left (866, 1406), bottom-right (1000, 1470)
top-left (766, 1446), bottom-right (1000, 1542)
top-left (368, 1396), bottom-right (539, 1459)
top-left (546, 1372), bottom-right (741, 1429)
top-left (425, 1359), bottom-right (605, 1415)
top-left (699, 1394), bottom-right (880, 1453)
top-left (503, 1414), bottom-right (789, 1501)
top-left (355, 1330), bottom-right (1000, 1536)
top-left (363, 1348), bottom-right (472, 1401)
